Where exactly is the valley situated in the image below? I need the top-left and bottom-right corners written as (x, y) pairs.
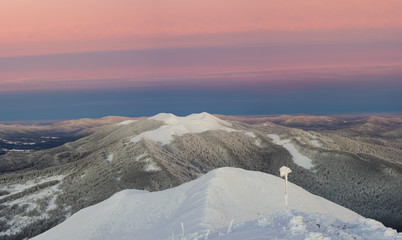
top-left (0, 116), bottom-right (140, 156)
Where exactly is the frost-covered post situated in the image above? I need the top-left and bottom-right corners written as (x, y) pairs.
top-left (181, 222), bottom-right (184, 237)
top-left (279, 166), bottom-right (292, 210)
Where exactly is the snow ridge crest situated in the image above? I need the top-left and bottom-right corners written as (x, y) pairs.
top-left (33, 168), bottom-right (366, 240)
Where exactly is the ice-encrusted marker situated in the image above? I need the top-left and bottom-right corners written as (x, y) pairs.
top-left (279, 166), bottom-right (292, 211)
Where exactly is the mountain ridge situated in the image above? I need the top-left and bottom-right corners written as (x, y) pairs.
top-left (32, 168), bottom-right (399, 240)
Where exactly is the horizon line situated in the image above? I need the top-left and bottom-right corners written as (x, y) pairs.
top-left (2, 111), bottom-right (402, 125)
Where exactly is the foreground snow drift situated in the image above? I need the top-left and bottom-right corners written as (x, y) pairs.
top-left (33, 168), bottom-right (399, 240)
top-left (174, 210), bottom-right (399, 240)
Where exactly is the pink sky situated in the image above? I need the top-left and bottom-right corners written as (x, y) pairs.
top-left (1, 0), bottom-right (402, 57)
top-left (1, 0), bottom-right (402, 94)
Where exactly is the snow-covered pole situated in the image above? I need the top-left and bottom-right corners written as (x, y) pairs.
top-left (181, 222), bottom-right (184, 237)
top-left (227, 219), bottom-right (234, 234)
top-left (279, 166), bottom-right (292, 211)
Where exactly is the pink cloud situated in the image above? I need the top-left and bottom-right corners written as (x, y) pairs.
top-left (1, 0), bottom-right (402, 57)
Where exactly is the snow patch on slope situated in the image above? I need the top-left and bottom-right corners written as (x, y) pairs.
top-left (244, 131), bottom-right (263, 147)
top-left (117, 120), bottom-right (137, 125)
top-left (135, 153), bottom-right (147, 162)
top-left (144, 161), bottom-right (161, 172)
top-left (245, 131), bottom-right (256, 138)
top-left (311, 139), bottom-right (322, 148)
top-left (131, 112), bottom-right (236, 145)
top-left (268, 134), bottom-right (314, 169)
top-left (305, 132), bottom-right (323, 147)
top-left (33, 168), bottom-right (363, 240)
top-left (106, 154), bottom-right (113, 164)
top-left (254, 139), bottom-right (262, 147)
top-left (0, 175), bottom-right (64, 200)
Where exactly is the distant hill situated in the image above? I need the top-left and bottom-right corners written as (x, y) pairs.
top-left (217, 113), bottom-right (402, 130)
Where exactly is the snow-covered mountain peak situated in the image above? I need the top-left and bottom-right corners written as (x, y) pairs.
top-left (149, 113), bottom-right (179, 124)
top-left (149, 112), bottom-right (228, 125)
top-left (33, 167), bottom-right (382, 240)
top-left (132, 112), bottom-right (236, 145)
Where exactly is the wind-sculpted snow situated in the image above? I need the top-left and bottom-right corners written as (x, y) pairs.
top-left (172, 211), bottom-right (400, 240)
top-left (33, 168), bottom-right (365, 240)
top-left (131, 112), bottom-right (237, 145)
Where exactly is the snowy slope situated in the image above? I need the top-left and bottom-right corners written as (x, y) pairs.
top-left (268, 134), bottom-right (314, 169)
top-left (131, 112), bottom-right (236, 145)
top-left (31, 168), bottom-right (401, 240)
